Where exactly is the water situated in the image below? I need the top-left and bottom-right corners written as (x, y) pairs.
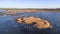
top-left (0, 10), bottom-right (60, 34)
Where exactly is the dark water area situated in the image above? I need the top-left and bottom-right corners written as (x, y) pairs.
top-left (0, 11), bottom-right (60, 34)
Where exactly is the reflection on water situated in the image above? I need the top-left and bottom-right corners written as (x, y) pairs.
top-left (0, 11), bottom-right (60, 34)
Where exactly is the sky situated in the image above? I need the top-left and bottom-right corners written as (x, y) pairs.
top-left (0, 0), bottom-right (60, 8)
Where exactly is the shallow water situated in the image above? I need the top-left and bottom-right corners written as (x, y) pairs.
top-left (0, 11), bottom-right (60, 34)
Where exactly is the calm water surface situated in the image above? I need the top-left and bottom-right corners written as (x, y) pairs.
top-left (0, 10), bottom-right (60, 34)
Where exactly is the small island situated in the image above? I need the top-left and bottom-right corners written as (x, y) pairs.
top-left (14, 16), bottom-right (52, 29)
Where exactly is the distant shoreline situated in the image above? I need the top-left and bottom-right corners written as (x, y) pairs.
top-left (0, 8), bottom-right (60, 12)
top-left (0, 8), bottom-right (60, 16)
